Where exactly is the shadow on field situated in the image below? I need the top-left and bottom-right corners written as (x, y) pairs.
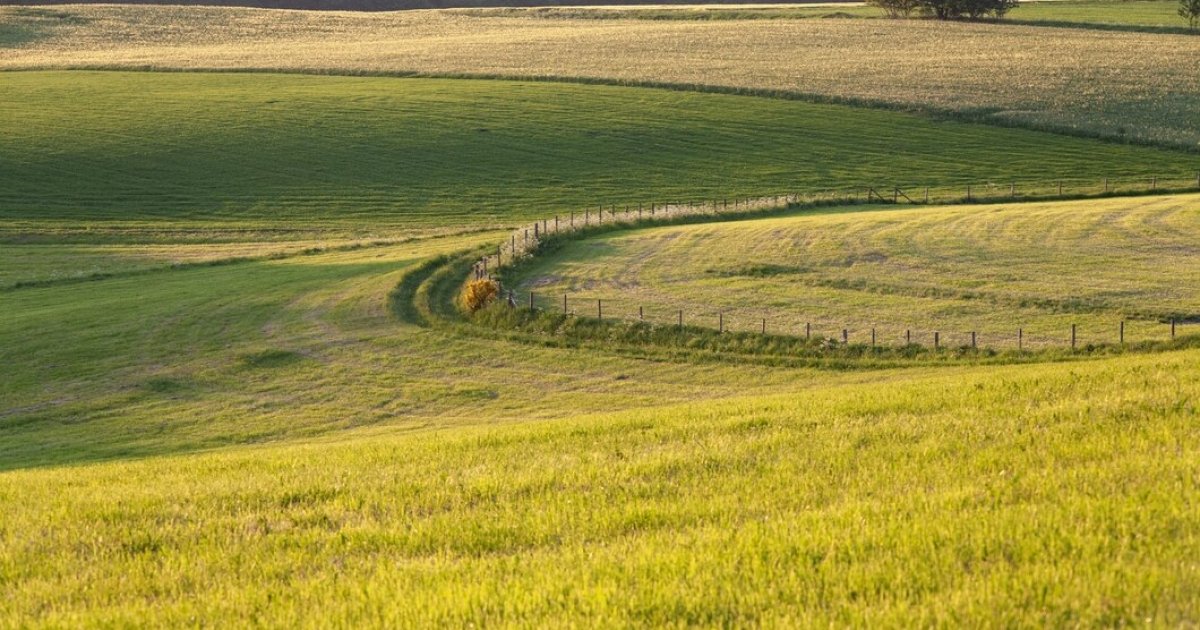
top-left (0, 256), bottom-right (420, 473)
top-left (0, 8), bottom-right (89, 48)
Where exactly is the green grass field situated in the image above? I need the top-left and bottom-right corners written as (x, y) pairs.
top-left (2, 5), bottom-right (1200, 624)
top-left (3, 349), bottom-right (1198, 626)
top-left (2, 190), bottom-right (1199, 622)
top-left (2, 71), bottom-right (1196, 235)
top-left (512, 195), bottom-right (1200, 348)
top-left (1010, 0), bottom-right (1196, 29)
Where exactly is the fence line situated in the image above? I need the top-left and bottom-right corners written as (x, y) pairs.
top-left (472, 173), bottom-right (1200, 281)
top-left (512, 292), bottom-right (1188, 351)
top-left (465, 173), bottom-right (1199, 350)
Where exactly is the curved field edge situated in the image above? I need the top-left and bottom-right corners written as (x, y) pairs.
top-left (6, 66), bottom-right (1197, 155)
top-left (3, 72), bottom-right (1198, 243)
top-left (501, 194), bottom-right (1200, 345)
top-left (2, 6), bottom-right (1198, 150)
top-left (3, 230), bottom-right (937, 470)
top-left (389, 200), bottom-right (1200, 369)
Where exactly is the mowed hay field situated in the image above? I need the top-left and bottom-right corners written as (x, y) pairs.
top-left (2, 201), bottom-right (1199, 623)
top-left (3, 190), bottom-right (1199, 624)
top-left (514, 194), bottom-right (1200, 347)
top-left (2, 4), bottom-right (1199, 147)
top-left (1, 227), bottom-right (882, 470)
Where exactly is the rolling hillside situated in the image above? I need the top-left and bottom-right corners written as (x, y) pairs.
top-left (3, 4), bottom-right (1198, 147)
top-left (2, 3), bottom-right (1199, 625)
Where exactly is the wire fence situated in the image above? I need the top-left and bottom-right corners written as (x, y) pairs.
top-left (513, 292), bottom-right (1188, 351)
top-left (466, 173), bottom-right (1199, 350)
top-left (473, 172), bottom-right (1200, 277)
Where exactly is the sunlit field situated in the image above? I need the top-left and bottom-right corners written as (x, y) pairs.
top-left (512, 195), bottom-right (1200, 348)
top-left (2, 1), bottom-right (1200, 624)
top-left (3, 4), bottom-right (1199, 147)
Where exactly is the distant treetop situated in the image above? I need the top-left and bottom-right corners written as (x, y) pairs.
top-left (868, 0), bottom-right (1018, 19)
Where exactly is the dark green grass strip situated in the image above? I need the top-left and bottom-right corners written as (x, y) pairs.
top-left (2, 71), bottom-right (1197, 232)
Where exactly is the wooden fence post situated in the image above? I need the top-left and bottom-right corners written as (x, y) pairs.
top-left (842, 328), bottom-right (848, 344)
top-left (934, 331), bottom-right (940, 349)
top-left (924, 187), bottom-right (929, 204)
top-left (762, 318), bottom-right (767, 335)
top-left (1058, 181), bottom-right (1063, 196)
top-left (1172, 318), bottom-right (1176, 339)
top-left (1120, 320), bottom-right (1124, 344)
top-left (529, 291), bottom-right (534, 310)
top-left (871, 328), bottom-right (876, 348)
top-left (971, 331), bottom-right (976, 348)
top-left (1071, 324), bottom-right (1077, 349)
top-left (597, 299), bottom-right (602, 321)
top-left (1010, 183), bottom-right (1015, 197)
top-left (1104, 178), bottom-right (1109, 193)
top-left (563, 293), bottom-right (568, 314)
top-left (906, 329), bottom-right (911, 345)
top-left (639, 306), bottom-right (644, 321)
top-left (1018, 328), bottom-right (1023, 351)
top-left (678, 310), bottom-right (683, 331)
top-left (719, 313), bottom-right (724, 333)
top-left (806, 322), bottom-right (811, 340)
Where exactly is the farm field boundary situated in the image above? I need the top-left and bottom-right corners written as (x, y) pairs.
top-left (391, 192), bottom-right (1200, 367)
top-left (3, 7), bottom-right (1197, 149)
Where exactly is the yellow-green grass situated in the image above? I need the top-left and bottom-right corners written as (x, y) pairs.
top-left (513, 194), bottom-right (1200, 348)
top-left (0, 38), bottom-right (1196, 624)
top-left (1, 347), bottom-right (1198, 625)
top-left (3, 6), bottom-right (1199, 148)
top-left (1, 229), bottom-right (886, 470)
top-left (4, 72), bottom-right (1194, 252)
